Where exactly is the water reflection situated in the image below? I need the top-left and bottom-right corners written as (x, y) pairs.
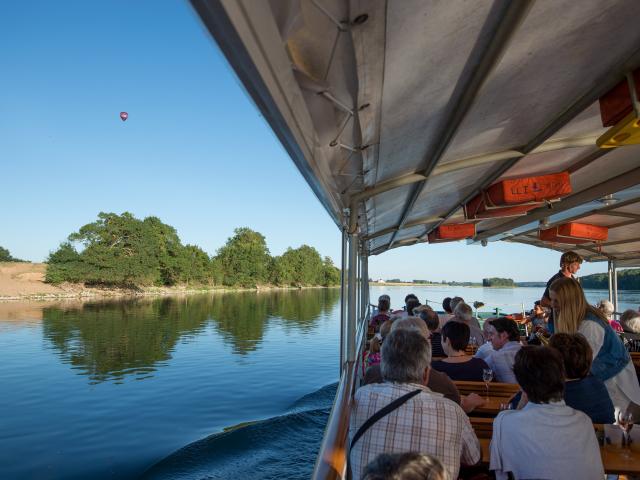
top-left (41, 288), bottom-right (340, 383)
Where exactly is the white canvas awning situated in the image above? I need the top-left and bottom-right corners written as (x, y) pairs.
top-left (192, 0), bottom-right (640, 266)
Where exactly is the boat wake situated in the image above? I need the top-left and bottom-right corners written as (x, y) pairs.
top-left (141, 383), bottom-right (337, 480)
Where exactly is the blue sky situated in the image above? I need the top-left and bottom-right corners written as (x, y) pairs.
top-left (0, 1), bottom-right (608, 282)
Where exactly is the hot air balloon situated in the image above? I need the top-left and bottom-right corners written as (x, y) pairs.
top-left (120, 112), bottom-right (128, 122)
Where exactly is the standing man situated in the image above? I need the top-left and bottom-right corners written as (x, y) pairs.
top-left (540, 251), bottom-right (583, 333)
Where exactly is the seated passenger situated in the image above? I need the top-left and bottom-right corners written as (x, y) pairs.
top-left (452, 303), bottom-right (483, 347)
top-left (450, 296), bottom-right (464, 313)
top-left (474, 319), bottom-right (495, 361)
top-left (432, 322), bottom-right (490, 381)
top-left (597, 299), bottom-right (623, 333)
top-left (548, 333), bottom-right (615, 423)
top-left (361, 452), bottom-right (449, 480)
top-left (621, 308), bottom-right (640, 334)
top-left (490, 346), bottom-right (604, 480)
top-left (418, 308), bottom-right (446, 358)
top-left (439, 297), bottom-right (454, 327)
top-left (351, 327), bottom-right (481, 480)
top-left (484, 318), bottom-right (521, 384)
top-left (370, 296), bottom-right (391, 331)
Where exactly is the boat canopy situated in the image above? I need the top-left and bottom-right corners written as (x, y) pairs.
top-left (192, 0), bottom-right (640, 267)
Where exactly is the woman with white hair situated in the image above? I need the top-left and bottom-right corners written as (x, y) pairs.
top-left (597, 299), bottom-right (623, 333)
top-left (453, 303), bottom-right (483, 347)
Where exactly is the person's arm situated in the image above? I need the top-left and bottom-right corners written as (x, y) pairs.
top-left (461, 392), bottom-right (486, 413)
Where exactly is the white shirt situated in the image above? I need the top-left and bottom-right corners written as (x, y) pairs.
top-left (490, 400), bottom-right (604, 480)
top-left (485, 341), bottom-right (521, 384)
top-left (474, 341), bottom-right (493, 361)
top-left (579, 320), bottom-right (640, 413)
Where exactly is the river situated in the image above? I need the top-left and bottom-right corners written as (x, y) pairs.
top-left (0, 287), bottom-right (638, 479)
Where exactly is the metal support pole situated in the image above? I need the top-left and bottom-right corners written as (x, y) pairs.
top-left (607, 260), bottom-right (614, 303)
top-left (363, 254), bottom-right (370, 319)
top-left (360, 252), bottom-right (369, 320)
top-left (339, 229), bottom-right (347, 371)
top-left (612, 262), bottom-right (619, 315)
top-left (356, 249), bottom-right (361, 327)
top-left (347, 233), bottom-right (358, 362)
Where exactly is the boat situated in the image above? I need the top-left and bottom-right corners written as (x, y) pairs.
top-left (189, 1), bottom-right (640, 477)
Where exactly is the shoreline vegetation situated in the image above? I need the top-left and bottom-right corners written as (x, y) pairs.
top-left (1, 212), bottom-right (341, 302)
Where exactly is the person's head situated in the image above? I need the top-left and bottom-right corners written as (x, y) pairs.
top-left (392, 316), bottom-right (429, 339)
top-left (549, 277), bottom-right (607, 333)
top-left (597, 299), bottom-right (614, 317)
top-left (532, 301), bottom-right (544, 316)
top-left (381, 328), bottom-right (431, 384)
top-left (441, 321), bottom-right (470, 354)
top-left (560, 251), bottom-right (583, 275)
top-left (361, 452), bottom-right (450, 480)
top-left (442, 297), bottom-right (453, 314)
top-left (548, 333), bottom-right (592, 380)
top-left (418, 309), bottom-right (440, 333)
top-left (378, 296), bottom-right (391, 313)
top-left (404, 293), bottom-right (418, 305)
top-left (513, 346), bottom-right (565, 404)
top-left (620, 309), bottom-right (640, 334)
top-left (482, 318), bottom-right (496, 341)
top-left (406, 298), bottom-right (421, 315)
top-left (450, 296), bottom-right (464, 312)
top-left (379, 319), bottom-right (393, 339)
top-left (453, 302), bottom-right (473, 323)
top-left (488, 317), bottom-right (520, 349)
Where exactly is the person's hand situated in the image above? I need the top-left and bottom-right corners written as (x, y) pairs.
top-left (461, 393), bottom-right (486, 413)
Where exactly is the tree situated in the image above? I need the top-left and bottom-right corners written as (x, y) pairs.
top-left (322, 256), bottom-right (340, 286)
top-left (0, 246), bottom-right (22, 262)
top-left (45, 242), bottom-right (85, 284)
top-left (215, 228), bottom-right (271, 287)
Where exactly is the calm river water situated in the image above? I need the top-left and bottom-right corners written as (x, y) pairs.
top-left (1, 286), bottom-right (638, 479)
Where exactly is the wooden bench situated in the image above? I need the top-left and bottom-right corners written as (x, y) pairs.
top-left (454, 380), bottom-right (519, 399)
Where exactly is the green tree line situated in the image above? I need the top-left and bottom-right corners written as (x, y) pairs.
top-left (482, 277), bottom-right (516, 287)
top-left (45, 212), bottom-right (340, 288)
top-left (580, 269), bottom-right (640, 290)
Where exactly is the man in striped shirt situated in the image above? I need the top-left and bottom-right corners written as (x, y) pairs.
top-left (349, 327), bottom-right (481, 479)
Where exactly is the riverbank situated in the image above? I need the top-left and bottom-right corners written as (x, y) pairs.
top-left (0, 262), bottom-right (337, 302)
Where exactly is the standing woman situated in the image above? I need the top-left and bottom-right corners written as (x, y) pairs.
top-left (549, 277), bottom-right (640, 415)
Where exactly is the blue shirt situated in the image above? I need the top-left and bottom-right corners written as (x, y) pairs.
top-left (564, 375), bottom-right (615, 424)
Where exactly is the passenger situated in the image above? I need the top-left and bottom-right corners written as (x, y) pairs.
top-left (439, 297), bottom-right (454, 327)
top-left (361, 452), bottom-right (450, 480)
top-left (370, 296), bottom-right (391, 332)
top-left (621, 309), bottom-right (640, 334)
top-left (432, 322), bottom-right (490, 381)
top-left (540, 250), bottom-right (583, 333)
top-left (405, 298), bottom-right (421, 317)
top-left (489, 346), bottom-right (604, 480)
top-left (597, 299), bottom-right (623, 333)
top-left (528, 300), bottom-right (548, 330)
top-left (350, 328), bottom-right (481, 480)
top-left (452, 303), bottom-right (483, 347)
top-left (484, 317), bottom-right (521, 384)
top-left (548, 333), bottom-right (615, 423)
top-left (450, 296), bottom-right (464, 313)
top-left (474, 320), bottom-right (495, 361)
top-left (418, 308), bottom-right (446, 358)
top-left (550, 277), bottom-right (640, 415)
